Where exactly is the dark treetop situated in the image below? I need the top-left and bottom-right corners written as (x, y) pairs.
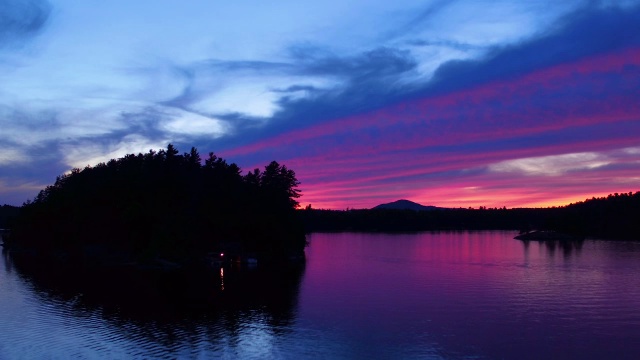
top-left (7, 144), bottom-right (306, 266)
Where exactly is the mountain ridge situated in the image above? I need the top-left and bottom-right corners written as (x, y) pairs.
top-left (372, 199), bottom-right (439, 211)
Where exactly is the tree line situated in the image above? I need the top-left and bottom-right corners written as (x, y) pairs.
top-left (299, 191), bottom-right (640, 239)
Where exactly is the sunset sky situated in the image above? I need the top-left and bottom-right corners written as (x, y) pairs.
top-left (1, 0), bottom-right (639, 209)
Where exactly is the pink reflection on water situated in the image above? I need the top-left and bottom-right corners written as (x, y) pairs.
top-left (298, 232), bottom-right (640, 358)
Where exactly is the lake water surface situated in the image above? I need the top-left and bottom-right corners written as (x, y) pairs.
top-left (2, 231), bottom-right (640, 359)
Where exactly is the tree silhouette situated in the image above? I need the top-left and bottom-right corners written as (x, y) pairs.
top-left (261, 161), bottom-right (301, 211)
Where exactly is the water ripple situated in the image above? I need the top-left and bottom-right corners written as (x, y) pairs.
top-left (2, 232), bottom-right (640, 359)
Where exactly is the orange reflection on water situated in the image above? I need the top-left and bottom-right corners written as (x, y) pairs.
top-left (220, 267), bottom-right (224, 291)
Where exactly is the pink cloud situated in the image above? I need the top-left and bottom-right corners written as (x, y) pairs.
top-left (224, 47), bottom-right (640, 209)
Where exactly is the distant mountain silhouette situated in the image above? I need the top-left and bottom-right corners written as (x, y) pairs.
top-left (372, 199), bottom-right (438, 211)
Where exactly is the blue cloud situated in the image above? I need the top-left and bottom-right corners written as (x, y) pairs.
top-left (0, 0), bottom-right (51, 47)
top-left (269, 3), bottom-right (640, 132)
top-left (427, 4), bottom-right (640, 94)
top-left (185, 2), bottom-right (640, 171)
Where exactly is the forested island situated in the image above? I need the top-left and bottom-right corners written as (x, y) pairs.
top-left (299, 192), bottom-right (640, 240)
top-left (3, 145), bottom-right (306, 269)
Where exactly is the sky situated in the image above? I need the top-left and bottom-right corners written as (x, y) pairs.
top-left (1, 0), bottom-right (639, 209)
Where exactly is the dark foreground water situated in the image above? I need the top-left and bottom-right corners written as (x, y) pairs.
top-left (2, 231), bottom-right (640, 359)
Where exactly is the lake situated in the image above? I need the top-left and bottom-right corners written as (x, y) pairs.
top-left (2, 231), bottom-right (640, 359)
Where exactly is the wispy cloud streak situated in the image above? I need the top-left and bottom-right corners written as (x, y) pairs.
top-left (223, 47), bottom-right (640, 209)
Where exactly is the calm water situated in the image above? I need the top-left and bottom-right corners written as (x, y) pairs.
top-left (2, 231), bottom-right (640, 359)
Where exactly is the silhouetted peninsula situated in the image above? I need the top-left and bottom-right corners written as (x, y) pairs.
top-left (373, 199), bottom-right (438, 211)
top-left (7, 145), bottom-right (307, 269)
top-left (514, 230), bottom-right (583, 241)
